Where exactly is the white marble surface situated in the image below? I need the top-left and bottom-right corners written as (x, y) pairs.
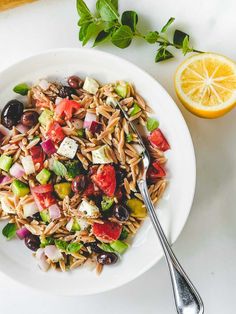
top-left (0, 0), bottom-right (235, 313)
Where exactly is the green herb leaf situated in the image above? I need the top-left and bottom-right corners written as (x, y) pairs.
top-left (111, 0), bottom-right (118, 10)
top-left (76, 0), bottom-right (92, 18)
top-left (96, 0), bottom-right (119, 21)
top-left (52, 159), bottom-right (67, 177)
top-left (67, 242), bottom-right (83, 253)
top-left (130, 102), bottom-right (141, 116)
top-left (111, 25), bottom-right (133, 48)
top-left (55, 239), bottom-right (68, 251)
top-left (173, 29), bottom-right (189, 46)
top-left (119, 227), bottom-right (129, 240)
top-left (145, 31), bottom-right (159, 44)
top-left (71, 219), bottom-right (81, 232)
top-left (98, 242), bottom-right (115, 253)
top-left (65, 160), bottom-right (81, 179)
top-left (121, 11), bottom-right (138, 32)
top-left (161, 17), bottom-right (175, 33)
top-left (146, 117), bottom-right (159, 132)
top-left (13, 83), bottom-right (30, 96)
top-left (101, 196), bottom-right (114, 211)
top-left (93, 30), bottom-right (111, 46)
top-left (82, 22), bottom-right (97, 46)
top-left (2, 223), bottom-right (17, 240)
top-left (40, 236), bottom-right (54, 248)
top-left (103, 21), bottom-right (116, 32)
top-left (182, 35), bottom-right (192, 55)
top-left (79, 22), bottom-right (91, 41)
top-left (78, 16), bottom-right (93, 26)
top-left (126, 133), bottom-right (133, 143)
top-left (155, 47), bottom-right (174, 62)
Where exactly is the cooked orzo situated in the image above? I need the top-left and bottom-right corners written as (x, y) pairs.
top-left (0, 75), bottom-right (169, 274)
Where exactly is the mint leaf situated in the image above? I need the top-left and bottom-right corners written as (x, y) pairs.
top-left (93, 30), bottom-right (111, 46)
top-left (145, 31), bottom-right (159, 44)
top-left (52, 159), bottom-right (67, 177)
top-left (76, 0), bottom-right (92, 18)
top-left (111, 25), bottom-right (133, 48)
top-left (67, 242), bottom-right (83, 253)
top-left (96, 0), bottom-right (119, 21)
top-left (82, 22), bottom-right (97, 46)
top-left (2, 223), bottom-right (17, 240)
top-left (161, 17), bottom-right (175, 33)
top-left (121, 11), bottom-right (138, 32)
top-left (155, 47), bottom-right (174, 62)
top-left (13, 83), bottom-right (30, 96)
top-left (173, 30), bottom-right (189, 46)
top-left (146, 117), bottom-right (159, 132)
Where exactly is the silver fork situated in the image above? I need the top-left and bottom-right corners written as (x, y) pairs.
top-left (116, 102), bottom-right (204, 314)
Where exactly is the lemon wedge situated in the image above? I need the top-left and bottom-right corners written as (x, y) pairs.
top-left (175, 53), bottom-right (236, 118)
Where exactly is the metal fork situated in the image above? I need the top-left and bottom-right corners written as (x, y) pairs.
top-left (116, 102), bottom-right (204, 314)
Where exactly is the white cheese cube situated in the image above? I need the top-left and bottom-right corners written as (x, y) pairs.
top-left (57, 137), bottom-right (78, 159)
top-left (106, 96), bottom-right (119, 107)
top-left (23, 201), bottom-right (38, 218)
top-left (77, 218), bottom-right (89, 230)
top-left (92, 145), bottom-right (113, 164)
top-left (83, 77), bottom-right (99, 95)
top-left (21, 156), bottom-right (35, 175)
top-left (78, 200), bottom-right (100, 218)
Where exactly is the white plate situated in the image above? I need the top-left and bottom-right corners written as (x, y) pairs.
top-left (0, 48), bottom-right (196, 295)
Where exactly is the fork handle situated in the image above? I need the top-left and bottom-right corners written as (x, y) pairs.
top-left (138, 179), bottom-right (204, 314)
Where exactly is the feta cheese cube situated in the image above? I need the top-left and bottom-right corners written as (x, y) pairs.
top-left (57, 137), bottom-right (78, 159)
top-left (92, 145), bottom-right (113, 164)
top-left (23, 201), bottom-right (38, 218)
top-left (83, 77), bottom-right (99, 95)
top-left (78, 200), bottom-right (100, 218)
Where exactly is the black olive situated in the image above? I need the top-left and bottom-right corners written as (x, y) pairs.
top-left (58, 86), bottom-right (75, 99)
top-left (71, 175), bottom-right (88, 193)
top-left (67, 76), bottom-right (84, 89)
top-left (24, 234), bottom-right (40, 251)
top-left (84, 242), bottom-right (103, 254)
top-left (113, 205), bottom-right (129, 221)
top-left (32, 212), bottom-right (42, 221)
top-left (1, 99), bottom-right (24, 129)
top-left (21, 110), bottom-right (39, 127)
top-left (97, 252), bottom-right (118, 265)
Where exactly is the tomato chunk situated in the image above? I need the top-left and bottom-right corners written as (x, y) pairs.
top-left (55, 99), bottom-right (81, 120)
top-left (93, 221), bottom-right (122, 243)
top-left (31, 184), bottom-right (55, 211)
top-left (30, 146), bottom-right (45, 170)
top-left (47, 122), bottom-right (65, 143)
top-left (147, 162), bottom-right (166, 181)
top-left (83, 182), bottom-right (101, 197)
top-left (148, 129), bottom-right (170, 151)
top-left (91, 165), bottom-right (116, 197)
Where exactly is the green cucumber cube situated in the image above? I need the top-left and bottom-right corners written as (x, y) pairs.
top-left (0, 155), bottom-right (13, 172)
top-left (40, 210), bottom-right (50, 223)
top-left (11, 179), bottom-right (30, 197)
top-left (115, 83), bottom-right (128, 98)
top-left (110, 240), bottom-right (128, 254)
top-left (36, 168), bottom-right (51, 185)
top-left (38, 109), bottom-right (53, 127)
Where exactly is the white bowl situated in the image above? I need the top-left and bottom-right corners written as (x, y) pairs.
top-left (0, 48), bottom-right (196, 295)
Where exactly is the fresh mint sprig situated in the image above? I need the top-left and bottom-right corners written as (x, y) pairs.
top-left (76, 0), bottom-right (202, 62)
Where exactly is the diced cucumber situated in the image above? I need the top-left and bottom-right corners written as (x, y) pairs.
top-left (0, 155), bottom-right (13, 172)
top-left (115, 83), bottom-right (128, 98)
top-left (130, 102), bottom-right (141, 116)
top-left (101, 196), bottom-right (114, 211)
top-left (40, 210), bottom-right (50, 223)
top-left (11, 179), bottom-right (30, 197)
top-left (36, 168), bottom-right (51, 185)
top-left (110, 240), bottom-right (128, 254)
top-left (71, 218), bottom-right (81, 232)
top-left (54, 182), bottom-right (72, 200)
top-left (38, 109), bottom-right (53, 127)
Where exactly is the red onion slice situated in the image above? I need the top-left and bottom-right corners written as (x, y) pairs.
top-left (15, 124), bottom-right (29, 134)
top-left (49, 204), bottom-right (61, 221)
top-left (9, 162), bottom-right (25, 178)
top-left (44, 245), bottom-right (63, 262)
top-left (16, 227), bottom-right (30, 240)
top-left (41, 139), bottom-right (56, 155)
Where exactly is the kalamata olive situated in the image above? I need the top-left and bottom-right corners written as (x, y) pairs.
top-left (88, 165), bottom-right (99, 176)
top-left (1, 99), bottom-right (24, 129)
top-left (113, 204), bottom-right (129, 221)
top-left (58, 86), bottom-right (75, 99)
top-left (32, 212), bottom-right (42, 221)
top-left (97, 252), bottom-right (118, 265)
top-left (24, 234), bottom-right (40, 251)
top-left (67, 76), bottom-right (83, 89)
top-left (72, 175), bottom-right (88, 193)
top-left (21, 110), bottom-right (39, 127)
top-left (84, 242), bottom-right (103, 254)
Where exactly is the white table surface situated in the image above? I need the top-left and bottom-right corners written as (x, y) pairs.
top-left (0, 0), bottom-right (235, 313)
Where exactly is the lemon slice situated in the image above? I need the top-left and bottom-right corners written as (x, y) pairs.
top-left (175, 53), bottom-right (236, 118)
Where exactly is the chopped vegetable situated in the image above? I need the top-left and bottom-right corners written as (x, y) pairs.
top-left (91, 165), bottom-right (116, 197)
top-left (44, 245), bottom-right (63, 262)
top-left (9, 162), bottom-right (25, 178)
top-left (54, 182), bottom-right (72, 199)
top-left (78, 200), bottom-right (100, 218)
top-left (146, 117), bottom-right (159, 132)
top-left (126, 133), bottom-right (133, 143)
top-left (49, 204), bottom-right (61, 220)
top-left (98, 243), bottom-right (115, 253)
top-left (77, 128), bottom-right (84, 138)
top-left (110, 240), bottom-right (128, 254)
top-left (11, 179), bottom-right (30, 197)
top-left (91, 145), bottom-right (113, 164)
top-left (38, 109), bottom-right (53, 127)
top-left (16, 227), bottom-right (30, 240)
top-left (148, 129), bottom-right (170, 151)
top-left (57, 137), bottom-right (78, 159)
top-left (47, 121), bottom-right (65, 143)
top-left (41, 139), bottom-right (56, 155)
top-left (21, 155), bottom-right (35, 175)
top-left (13, 83), bottom-right (30, 96)
top-left (40, 210), bottom-right (50, 223)
top-left (126, 198), bottom-right (147, 218)
top-left (115, 83), bottom-right (128, 98)
top-left (52, 159), bottom-right (67, 177)
top-left (0, 155), bottom-right (12, 172)
top-left (71, 218), bottom-right (81, 232)
top-left (23, 201), bottom-right (38, 218)
top-left (40, 236), bottom-right (54, 248)
top-left (31, 184), bottom-right (56, 211)
top-left (55, 99), bottom-right (81, 120)
top-left (147, 162), bottom-right (166, 181)
top-left (76, 218), bottom-right (88, 231)
top-left (92, 221), bottom-right (122, 243)
top-left (30, 146), bottom-right (45, 170)
top-left (106, 96), bottom-right (119, 107)
top-left (36, 168), bottom-right (51, 185)
top-left (130, 102), bottom-right (141, 116)
top-left (67, 242), bottom-right (83, 253)
top-left (55, 239), bottom-right (68, 251)
top-left (2, 222), bottom-right (17, 240)
top-left (119, 227), bottom-right (129, 240)
top-left (0, 176), bottom-right (11, 184)
top-left (83, 77), bottom-right (99, 94)
top-left (35, 248), bottom-right (50, 271)
top-left (65, 160), bottom-right (81, 179)
top-left (101, 195), bottom-right (114, 211)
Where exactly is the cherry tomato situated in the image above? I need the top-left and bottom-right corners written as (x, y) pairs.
top-left (31, 184), bottom-right (53, 193)
top-left (31, 184), bottom-right (55, 211)
top-left (147, 162), bottom-right (166, 181)
top-left (30, 146), bottom-right (45, 170)
top-left (47, 122), bottom-right (65, 143)
top-left (91, 165), bottom-right (116, 197)
top-left (55, 99), bottom-right (81, 120)
top-left (148, 129), bottom-right (170, 151)
top-left (92, 221), bottom-right (122, 243)
top-left (83, 182), bottom-right (101, 197)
